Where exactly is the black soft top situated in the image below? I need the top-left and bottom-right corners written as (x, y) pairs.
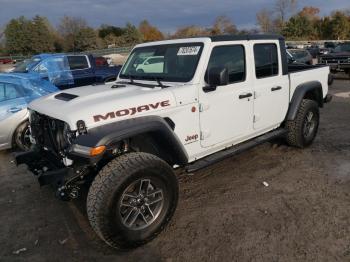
top-left (209, 34), bottom-right (284, 42)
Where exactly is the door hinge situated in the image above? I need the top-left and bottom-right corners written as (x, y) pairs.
top-left (199, 103), bottom-right (210, 112)
top-left (253, 115), bottom-right (260, 123)
top-left (200, 131), bottom-right (210, 140)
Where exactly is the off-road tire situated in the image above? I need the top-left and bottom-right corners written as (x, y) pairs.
top-left (14, 121), bottom-right (31, 151)
top-left (286, 99), bottom-right (319, 148)
top-left (87, 152), bottom-right (178, 249)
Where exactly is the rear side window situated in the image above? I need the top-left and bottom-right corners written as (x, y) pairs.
top-left (0, 83), bottom-right (24, 102)
top-left (0, 83), bottom-right (4, 102)
top-left (206, 45), bottom-right (246, 84)
top-left (67, 56), bottom-right (89, 70)
top-left (254, 44), bottom-right (279, 79)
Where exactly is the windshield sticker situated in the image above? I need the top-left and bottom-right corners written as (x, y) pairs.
top-left (177, 46), bottom-right (201, 56)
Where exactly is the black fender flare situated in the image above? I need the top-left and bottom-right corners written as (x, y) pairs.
top-left (73, 116), bottom-right (188, 166)
top-left (286, 81), bottom-right (323, 121)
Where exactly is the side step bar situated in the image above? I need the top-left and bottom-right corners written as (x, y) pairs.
top-left (185, 128), bottom-right (287, 173)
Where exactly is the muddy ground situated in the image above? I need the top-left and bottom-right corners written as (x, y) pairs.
top-left (1, 77), bottom-right (350, 262)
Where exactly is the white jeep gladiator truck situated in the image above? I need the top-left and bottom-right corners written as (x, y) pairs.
top-left (16, 35), bottom-right (332, 249)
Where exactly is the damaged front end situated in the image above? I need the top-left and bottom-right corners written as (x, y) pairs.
top-left (14, 111), bottom-right (97, 201)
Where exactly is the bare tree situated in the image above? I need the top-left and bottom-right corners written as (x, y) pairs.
top-left (275, 0), bottom-right (297, 24)
top-left (256, 9), bottom-right (273, 33)
top-left (211, 16), bottom-right (237, 35)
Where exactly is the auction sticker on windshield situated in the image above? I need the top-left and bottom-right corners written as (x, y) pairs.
top-left (177, 46), bottom-right (201, 56)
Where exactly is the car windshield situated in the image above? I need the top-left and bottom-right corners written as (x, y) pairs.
top-left (13, 57), bottom-right (41, 73)
top-left (120, 43), bottom-right (204, 82)
top-left (333, 44), bottom-right (350, 53)
top-left (289, 50), bottom-right (307, 59)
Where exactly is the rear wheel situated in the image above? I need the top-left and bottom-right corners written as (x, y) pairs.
top-left (87, 152), bottom-right (178, 249)
top-left (14, 121), bottom-right (31, 151)
top-left (286, 99), bottom-right (319, 148)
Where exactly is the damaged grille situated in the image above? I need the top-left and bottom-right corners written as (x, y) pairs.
top-left (30, 111), bottom-right (74, 156)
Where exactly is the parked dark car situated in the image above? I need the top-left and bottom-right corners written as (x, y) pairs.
top-left (11, 54), bottom-right (121, 89)
top-left (318, 42), bottom-right (350, 76)
top-left (306, 45), bottom-right (320, 58)
top-left (288, 49), bottom-right (313, 65)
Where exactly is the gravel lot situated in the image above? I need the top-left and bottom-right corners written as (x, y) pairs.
top-left (1, 77), bottom-right (350, 262)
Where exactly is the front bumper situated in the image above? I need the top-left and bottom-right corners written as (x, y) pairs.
top-left (14, 150), bottom-right (71, 186)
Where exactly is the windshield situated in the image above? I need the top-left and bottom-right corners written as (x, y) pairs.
top-left (333, 44), bottom-right (350, 53)
top-left (13, 57), bottom-right (41, 73)
top-left (120, 43), bottom-right (204, 82)
top-left (289, 50), bottom-right (307, 59)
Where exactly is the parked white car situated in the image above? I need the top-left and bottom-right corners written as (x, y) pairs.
top-left (136, 56), bottom-right (164, 73)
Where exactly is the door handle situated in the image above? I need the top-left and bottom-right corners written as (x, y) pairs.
top-left (239, 93), bottom-right (253, 99)
top-left (8, 107), bottom-right (22, 113)
top-left (271, 86), bottom-right (282, 92)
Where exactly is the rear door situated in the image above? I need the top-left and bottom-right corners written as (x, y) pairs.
top-left (252, 42), bottom-right (289, 131)
top-left (67, 55), bottom-right (95, 87)
top-left (199, 43), bottom-right (254, 147)
top-left (0, 82), bottom-right (27, 147)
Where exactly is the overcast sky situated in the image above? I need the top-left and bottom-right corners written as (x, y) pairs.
top-left (0, 0), bottom-right (349, 32)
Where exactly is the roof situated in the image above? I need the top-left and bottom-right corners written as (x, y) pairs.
top-left (209, 34), bottom-right (284, 42)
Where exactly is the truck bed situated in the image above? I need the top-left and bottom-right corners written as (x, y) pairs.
top-left (288, 64), bottom-right (329, 101)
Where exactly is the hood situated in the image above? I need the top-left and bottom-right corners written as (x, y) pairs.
top-left (29, 82), bottom-right (177, 130)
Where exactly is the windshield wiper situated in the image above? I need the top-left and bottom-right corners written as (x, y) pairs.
top-left (139, 76), bottom-right (168, 88)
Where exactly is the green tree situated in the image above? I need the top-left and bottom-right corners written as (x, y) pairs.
top-left (4, 16), bottom-right (55, 55)
top-left (98, 25), bottom-right (125, 39)
top-left (329, 11), bottom-right (350, 40)
top-left (29, 16), bottom-right (55, 53)
top-left (282, 14), bottom-right (317, 40)
top-left (114, 23), bottom-right (143, 47)
top-left (74, 27), bottom-right (98, 52)
top-left (58, 16), bottom-right (97, 52)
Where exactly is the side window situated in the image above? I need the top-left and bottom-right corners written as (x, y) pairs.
top-left (67, 56), bottom-right (89, 70)
top-left (0, 83), bottom-right (24, 101)
top-left (35, 62), bottom-right (49, 74)
top-left (6, 84), bottom-right (22, 100)
top-left (254, 44), bottom-right (279, 78)
top-left (0, 83), bottom-right (5, 102)
top-left (34, 57), bottom-right (68, 74)
top-left (206, 45), bottom-right (246, 84)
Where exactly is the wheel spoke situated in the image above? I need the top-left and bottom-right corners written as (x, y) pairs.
top-left (147, 190), bottom-right (163, 205)
top-left (138, 179), bottom-right (151, 195)
top-left (145, 205), bottom-right (155, 219)
top-left (123, 208), bottom-right (140, 227)
top-left (307, 112), bottom-right (314, 122)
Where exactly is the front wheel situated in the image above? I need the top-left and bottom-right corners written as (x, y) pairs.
top-left (87, 152), bottom-right (178, 249)
top-left (286, 99), bottom-right (320, 148)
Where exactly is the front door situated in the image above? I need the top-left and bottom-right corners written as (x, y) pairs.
top-left (199, 43), bottom-right (254, 148)
top-left (0, 82), bottom-right (27, 147)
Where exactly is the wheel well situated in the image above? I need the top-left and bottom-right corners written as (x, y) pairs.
top-left (12, 120), bottom-right (29, 146)
top-left (303, 88), bottom-right (323, 108)
top-left (128, 133), bottom-right (176, 166)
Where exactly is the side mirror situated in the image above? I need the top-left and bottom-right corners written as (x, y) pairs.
top-left (203, 67), bottom-right (229, 92)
